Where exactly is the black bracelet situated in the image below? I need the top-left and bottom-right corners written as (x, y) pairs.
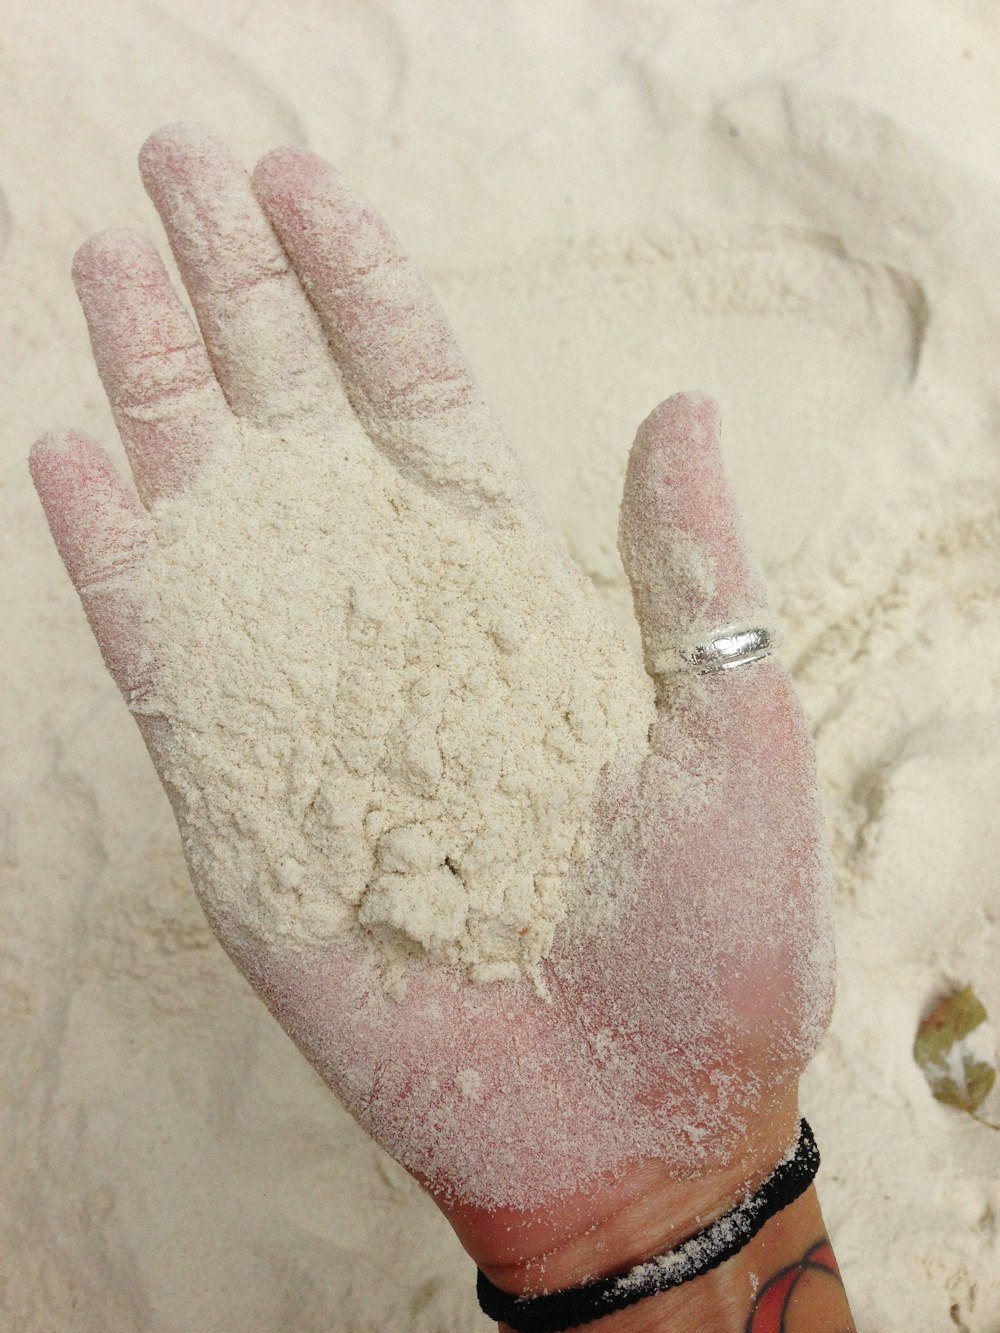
top-left (476, 1118), bottom-right (820, 1333)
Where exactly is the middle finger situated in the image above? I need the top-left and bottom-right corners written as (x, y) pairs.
top-left (138, 122), bottom-right (352, 430)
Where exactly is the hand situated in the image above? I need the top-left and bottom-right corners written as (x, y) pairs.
top-left (30, 124), bottom-right (836, 1284)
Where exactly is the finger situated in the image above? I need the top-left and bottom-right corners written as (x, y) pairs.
top-left (251, 146), bottom-right (524, 511)
top-left (71, 229), bottom-right (234, 505)
top-left (138, 122), bottom-right (349, 428)
top-left (618, 391), bottom-right (772, 695)
top-left (29, 429), bottom-right (157, 712)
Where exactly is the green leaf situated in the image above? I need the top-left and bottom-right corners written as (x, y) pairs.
top-left (914, 986), bottom-right (997, 1118)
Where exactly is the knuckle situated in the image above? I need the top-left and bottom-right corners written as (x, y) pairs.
top-left (115, 342), bottom-right (215, 418)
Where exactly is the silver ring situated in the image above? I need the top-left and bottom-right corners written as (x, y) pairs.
top-left (685, 626), bottom-right (775, 673)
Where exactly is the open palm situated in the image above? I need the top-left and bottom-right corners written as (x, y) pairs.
top-left (30, 125), bottom-right (835, 1264)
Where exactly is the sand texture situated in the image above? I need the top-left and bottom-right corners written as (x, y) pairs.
top-left (3, 2), bottom-right (1000, 1329)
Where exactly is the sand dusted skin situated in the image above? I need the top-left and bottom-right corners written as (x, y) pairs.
top-left (135, 406), bottom-right (654, 999)
top-left (29, 123), bottom-right (837, 1218)
top-left (84, 131), bottom-right (661, 1000)
top-left (6, 6), bottom-right (1000, 1329)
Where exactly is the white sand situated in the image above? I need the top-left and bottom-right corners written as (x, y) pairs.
top-left (3, 1), bottom-right (999, 1329)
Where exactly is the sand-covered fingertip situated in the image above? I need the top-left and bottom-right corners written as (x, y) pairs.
top-left (29, 424), bottom-right (88, 468)
top-left (71, 227), bottom-right (160, 289)
top-left (251, 143), bottom-right (345, 204)
top-left (28, 428), bottom-right (133, 524)
top-left (137, 120), bottom-right (232, 179)
top-left (28, 428), bottom-right (151, 584)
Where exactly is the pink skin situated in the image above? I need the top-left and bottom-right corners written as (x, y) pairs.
top-left (30, 124), bottom-right (835, 1280)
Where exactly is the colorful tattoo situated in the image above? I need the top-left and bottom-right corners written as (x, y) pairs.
top-left (746, 1239), bottom-right (850, 1332)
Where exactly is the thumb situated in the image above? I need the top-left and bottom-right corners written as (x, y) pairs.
top-left (618, 391), bottom-right (773, 699)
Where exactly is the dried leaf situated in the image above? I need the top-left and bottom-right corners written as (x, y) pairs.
top-left (914, 986), bottom-right (998, 1120)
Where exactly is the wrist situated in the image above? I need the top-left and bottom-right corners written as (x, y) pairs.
top-left (485, 1185), bottom-right (843, 1333)
top-left (434, 1084), bottom-right (854, 1331)
top-left (450, 1085), bottom-right (802, 1301)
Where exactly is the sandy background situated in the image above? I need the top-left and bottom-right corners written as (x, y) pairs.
top-left (3, 2), bottom-right (1000, 1329)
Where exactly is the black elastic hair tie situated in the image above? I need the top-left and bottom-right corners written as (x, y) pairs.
top-left (477, 1117), bottom-right (820, 1333)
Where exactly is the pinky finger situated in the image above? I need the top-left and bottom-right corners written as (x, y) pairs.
top-left (29, 428), bottom-right (158, 712)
